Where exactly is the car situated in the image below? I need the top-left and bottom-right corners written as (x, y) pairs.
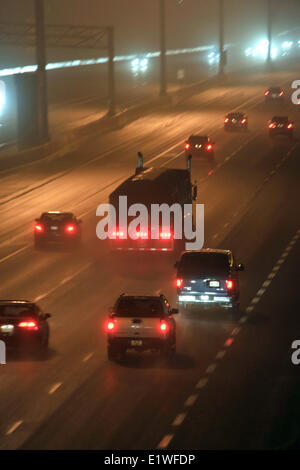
top-left (224, 112), bottom-right (248, 130)
top-left (106, 294), bottom-right (178, 361)
top-left (0, 300), bottom-right (50, 354)
top-left (34, 211), bottom-right (82, 248)
top-left (265, 87), bottom-right (284, 101)
top-left (184, 135), bottom-right (215, 159)
top-left (268, 116), bottom-right (294, 138)
top-left (174, 249), bottom-right (245, 317)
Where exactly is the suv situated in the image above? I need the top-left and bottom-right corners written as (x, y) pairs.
top-left (34, 211), bottom-right (82, 248)
top-left (265, 87), bottom-right (284, 101)
top-left (184, 135), bottom-right (215, 159)
top-left (106, 294), bottom-right (178, 361)
top-left (175, 249), bottom-right (244, 316)
top-left (0, 300), bottom-right (51, 354)
top-left (224, 112), bottom-right (248, 130)
top-left (268, 116), bottom-right (293, 138)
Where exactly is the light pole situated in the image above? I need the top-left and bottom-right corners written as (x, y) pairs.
top-left (266, 0), bottom-right (272, 64)
top-left (218, 0), bottom-right (225, 76)
top-left (34, 0), bottom-right (49, 142)
top-left (159, 0), bottom-right (167, 96)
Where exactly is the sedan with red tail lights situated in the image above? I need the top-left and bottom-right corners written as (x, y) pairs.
top-left (184, 135), bottom-right (215, 159)
top-left (34, 211), bottom-right (82, 248)
top-left (268, 116), bottom-right (294, 139)
top-left (0, 300), bottom-right (51, 354)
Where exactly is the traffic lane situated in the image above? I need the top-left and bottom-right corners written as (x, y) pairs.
top-left (14, 147), bottom-right (300, 450)
top-left (164, 146), bottom-right (300, 450)
top-left (168, 235), bottom-right (300, 450)
top-left (0, 77), bottom-right (291, 256)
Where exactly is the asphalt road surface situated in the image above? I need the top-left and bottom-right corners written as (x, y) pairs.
top-left (0, 63), bottom-right (299, 450)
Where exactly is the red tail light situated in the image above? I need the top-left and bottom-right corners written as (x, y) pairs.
top-left (226, 280), bottom-right (234, 290)
top-left (136, 231), bottom-right (148, 238)
top-left (107, 320), bottom-right (115, 331)
top-left (224, 118), bottom-right (229, 123)
top-left (287, 123), bottom-right (293, 129)
top-left (185, 143), bottom-right (190, 150)
top-left (112, 231), bottom-right (124, 238)
top-left (65, 224), bottom-right (76, 233)
top-left (242, 118), bottom-right (246, 124)
top-left (159, 320), bottom-right (168, 333)
top-left (35, 224), bottom-right (44, 232)
top-left (18, 320), bottom-right (38, 331)
top-left (176, 278), bottom-right (183, 288)
top-left (265, 90), bottom-right (269, 96)
top-left (206, 144), bottom-right (213, 151)
top-left (279, 91), bottom-right (283, 96)
top-left (269, 123), bottom-right (275, 128)
top-left (160, 231), bottom-right (172, 239)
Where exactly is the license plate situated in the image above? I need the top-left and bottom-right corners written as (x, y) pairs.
top-left (50, 226), bottom-right (58, 230)
top-left (131, 340), bottom-right (142, 346)
top-left (209, 280), bottom-right (220, 288)
top-left (0, 324), bottom-right (14, 334)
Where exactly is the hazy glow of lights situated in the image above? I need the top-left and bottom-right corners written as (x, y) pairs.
top-left (281, 41), bottom-right (293, 49)
top-left (0, 45), bottom-right (214, 78)
top-left (207, 51), bottom-right (220, 65)
top-left (0, 80), bottom-right (5, 114)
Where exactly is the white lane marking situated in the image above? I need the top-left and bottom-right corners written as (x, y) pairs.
top-left (34, 262), bottom-right (91, 302)
top-left (196, 377), bottom-right (208, 389)
top-left (231, 327), bottom-right (241, 336)
top-left (245, 305), bottom-right (254, 313)
top-left (251, 296), bottom-right (260, 304)
top-left (256, 288), bottom-right (265, 297)
top-left (0, 244), bottom-right (31, 265)
top-left (82, 352), bottom-right (94, 363)
top-left (172, 413), bottom-right (187, 427)
top-left (206, 363), bottom-right (217, 374)
top-left (6, 420), bottom-right (23, 435)
top-left (268, 272), bottom-right (276, 280)
top-left (216, 350), bottom-right (226, 360)
top-left (262, 280), bottom-right (271, 288)
top-left (184, 394), bottom-right (198, 407)
top-left (239, 316), bottom-right (248, 324)
top-left (157, 434), bottom-right (174, 449)
top-left (48, 382), bottom-right (62, 395)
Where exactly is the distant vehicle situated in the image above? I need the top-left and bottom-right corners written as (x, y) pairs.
top-left (265, 87), bottom-right (284, 101)
top-left (268, 116), bottom-right (293, 138)
top-left (175, 249), bottom-right (245, 317)
top-left (34, 211), bottom-right (82, 248)
top-left (0, 300), bottom-right (50, 354)
top-left (224, 112), bottom-right (248, 130)
top-left (184, 135), bottom-right (215, 159)
top-left (106, 294), bottom-right (178, 361)
top-left (108, 153), bottom-right (197, 252)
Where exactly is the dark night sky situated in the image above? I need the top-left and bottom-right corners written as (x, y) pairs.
top-left (0, 0), bottom-right (299, 65)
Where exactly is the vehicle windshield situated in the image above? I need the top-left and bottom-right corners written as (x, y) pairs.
top-left (0, 304), bottom-right (35, 318)
top-left (179, 253), bottom-right (229, 276)
top-left (115, 298), bottom-right (164, 317)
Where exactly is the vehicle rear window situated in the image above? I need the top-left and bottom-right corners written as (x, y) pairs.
top-left (189, 136), bottom-right (207, 143)
top-left (41, 213), bottom-right (72, 223)
top-left (179, 253), bottom-right (229, 276)
top-left (0, 305), bottom-right (36, 318)
top-left (115, 298), bottom-right (163, 317)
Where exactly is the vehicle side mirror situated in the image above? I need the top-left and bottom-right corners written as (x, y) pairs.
top-left (174, 261), bottom-right (179, 269)
top-left (78, 219), bottom-right (83, 224)
top-left (44, 313), bottom-right (51, 319)
top-left (35, 218), bottom-right (39, 222)
top-left (236, 263), bottom-right (245, 271)
top-left (170, 308), bottom-right (179, 315)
